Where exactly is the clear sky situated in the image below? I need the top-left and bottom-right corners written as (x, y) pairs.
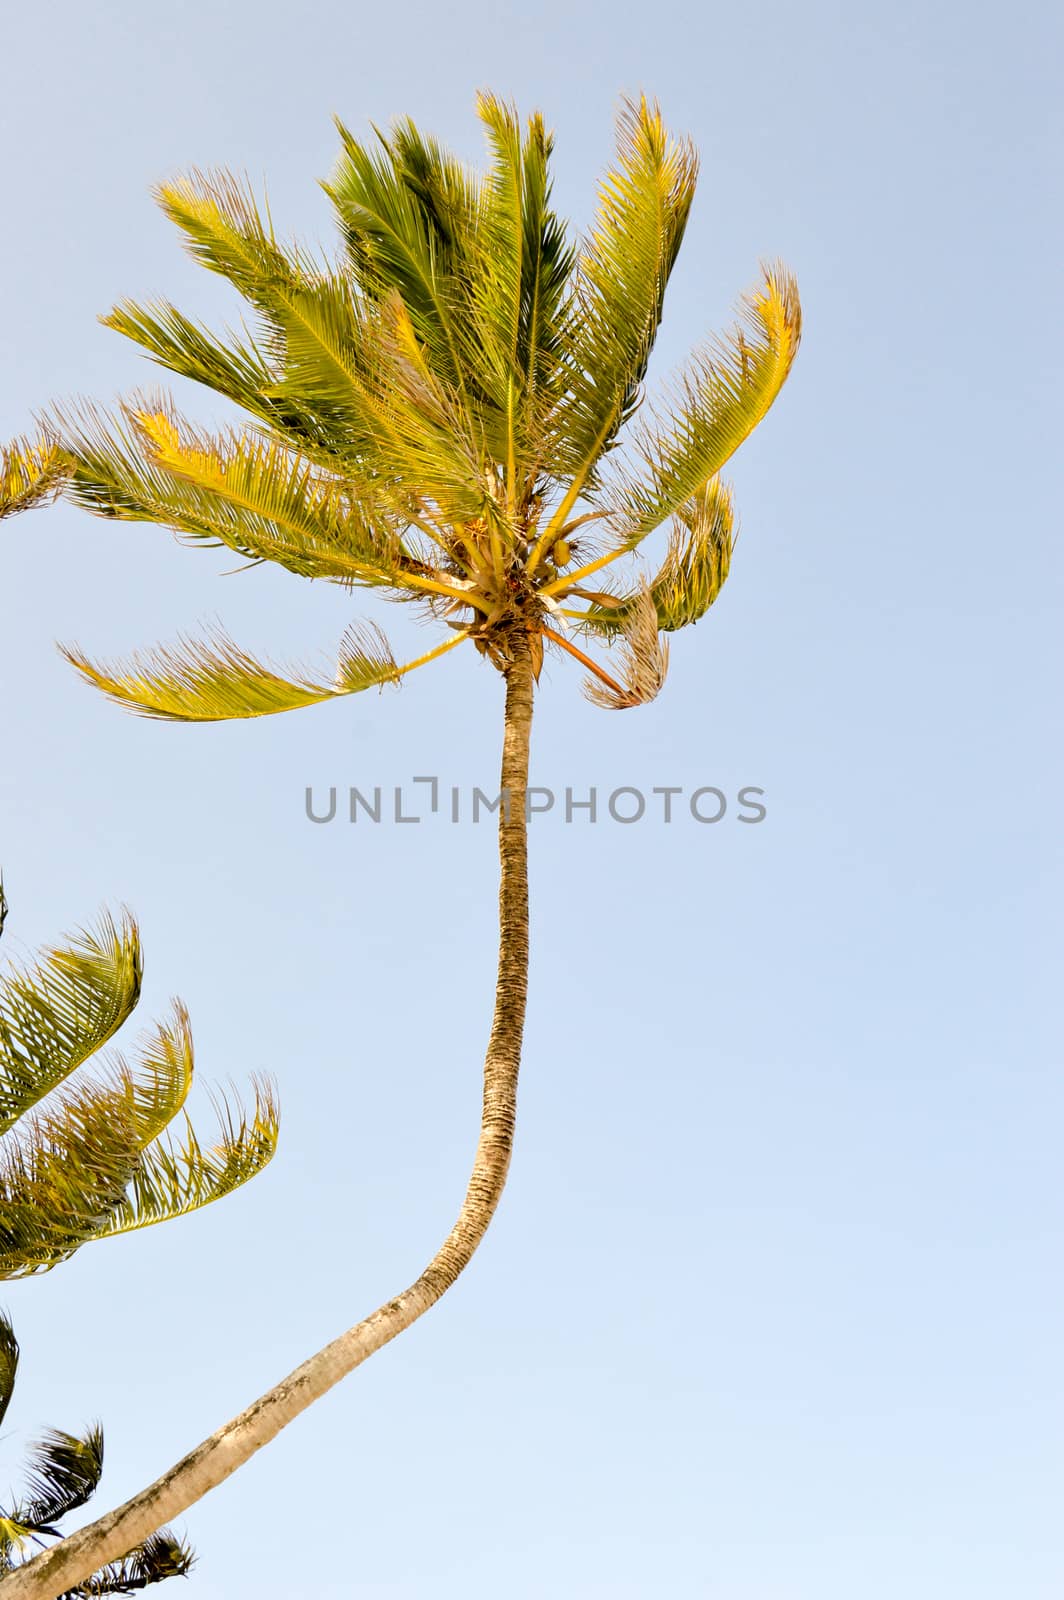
top-left (1, 1), bottom-right (1061, 1595)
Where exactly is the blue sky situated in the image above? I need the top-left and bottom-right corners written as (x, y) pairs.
top-left (1, 1), bottom-right (1061, 1595)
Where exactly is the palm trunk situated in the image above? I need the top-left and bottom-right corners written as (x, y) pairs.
top-left (3, 640), bottom-right (536, 1600)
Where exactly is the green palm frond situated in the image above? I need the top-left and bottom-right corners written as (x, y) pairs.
top-left (61, 1530), bottom-right (194, 1595)
top-left (0, 1312), bottom-right (17, 1431)
top-left (80, 400), bottom-right (403, 585)
top-left (378, 291), bottom-right (499, 523)
top-left (533, 96), bottom-right (698, 535)
top-left (325, 116), bottom-right (476, 396)
top-left (649, 476), bottom-right (735, 630)
top-left (152, 168), bottom-right (310, 305)
top-left (609, 265), bottom-right (801, 541)
top-left (582, 477), bottom-right (735, 635)
top-left (2, 1076), bottom-right (148, 1277)
top-left (514, 110), bottom-right (574, 414)
top-left (0, 914), bottom-right (141, 1135)
top-left (148, 173), bottom-right (464, 489)
top-left (152, 167), bottom-right (491, 517)
top-left (116, 1004), bottom-right (195, 1151)
top-left (102, 296), bottom-right (289, 421)
top-left (0, 434), bottom-right (68, 520)
top-left (469, 94), bottom-right (525, 428)
top-left (467, 95), bottom-right (576, 490)
top-left (100, 297), bottom-right (380, 474)
top-left (0, 892), bottom-right (279, 1280)
top-left (97, 1075), bottom-right (279, 1239)
top-left (61, 619), bottom-right (399, 722)
top-left (18, 1426), bottom-right (104, 1532)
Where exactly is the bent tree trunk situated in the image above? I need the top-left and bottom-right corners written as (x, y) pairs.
top-left (2, 642), bottom-right (535, 1600)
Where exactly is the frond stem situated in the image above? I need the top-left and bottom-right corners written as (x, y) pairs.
top-left (539, 544), bottom-right (632, 598)
top-left (395, 631), bottom-right (472, 678)
top-left (540, 625), bottom-right (627, 698)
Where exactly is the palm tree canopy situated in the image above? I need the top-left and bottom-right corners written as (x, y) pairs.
top-left (0, 881), bottom-right (278, 1279)
top-left (50, 93), bottom-right (800, 720)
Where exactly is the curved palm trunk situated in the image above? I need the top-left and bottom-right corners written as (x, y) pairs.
top-left (3, 642), bottom-right (535, 1600)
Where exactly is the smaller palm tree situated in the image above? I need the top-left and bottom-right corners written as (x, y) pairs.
top-left (0, 1312), bottom-right (192, 1594)
top-left (0, 877), bottom-right (278, 1277)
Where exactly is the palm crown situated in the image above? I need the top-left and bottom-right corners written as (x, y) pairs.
top-left (0, 882), bottom-right (275, 1586)
top-left (0, 880), bottom-right (278, 1279)
top-left (55, 93), bottom-right (800, 718)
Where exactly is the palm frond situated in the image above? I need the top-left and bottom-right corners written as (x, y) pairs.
top-left (117, 1004), bottom-right (195, 1152)
top-left (0, 1077), bottom-right (143, 1277)
top-left (0, 915), bottom-right (141, 1135)
top-left (369, 292), bottom-right (496, 526)
top-left (581, 477), bottom-right (735, 635)
top-left (18, 1426), bottom-right (104, 1531)
top-left (0, 433), bottom-right (67, 520)
top-left (465, 96), bottom-right (575, 495)
top-left (0, 890), bottom-right (280, 1280)
top-left (515, 110), bottom-right (574, 415)
top-left (130, 405), bottom-right (404, 584)
top-left (149, 172), bottom-right (460, 492)
top-left (537, 96), bottom-right (698, 521)
top-left (153, 168), bottom-right (310, 305)
top-left (650, 476), bottom-right (734, 630)
top-left (0, 1312), bottom-right (18, 1432)
top-left (471, 94), bottom-right (524, 415)
top-left (57, 397), bottom-right (460, 596)
top-left (60, 1529), bottom-right (194, 1596)
top-left (96, 1075), bottom-right (278, 1240)
top-left (610, 264), bottom-right (801, 540)
top-left (0, 1512), bottom-right (35, 1570)
top-left (0, 1038), bottom-right (277, 1276)
top-left (60, 619), bottom-right (399, 722)
top-left (583, 586), bottom-right (669, 709)
top-left (324, 117), bottom-right (475, 394)
top-left (100, 299), bottom-right (334, 453)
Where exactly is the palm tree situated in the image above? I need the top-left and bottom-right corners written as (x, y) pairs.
top-left (5, 95), bottom-right (800, 1597)
top-left (1, 1312), bottom-right (193, 1594)
top-left (0, 879), bottom-right (278, 1279)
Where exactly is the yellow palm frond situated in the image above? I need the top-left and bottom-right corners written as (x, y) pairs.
top-left (0, 433), bottom-right (67, 521)
top-left (582, 478), bottom-right (735, 636)
top-left (611, 265), bottom-right (801, 541)
top-left (95, 1074), bottom-right (279, 1240)
top-left (153, 168), bottom-right (313, 303)
top-left (61, 620), bottom-right (400, 722)
top-left (531, 95), bottom-right (698, 554)
top-left (56, 398), bottom-right (404, 588)
top-left (649, 476), bottom-right (735, 631)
